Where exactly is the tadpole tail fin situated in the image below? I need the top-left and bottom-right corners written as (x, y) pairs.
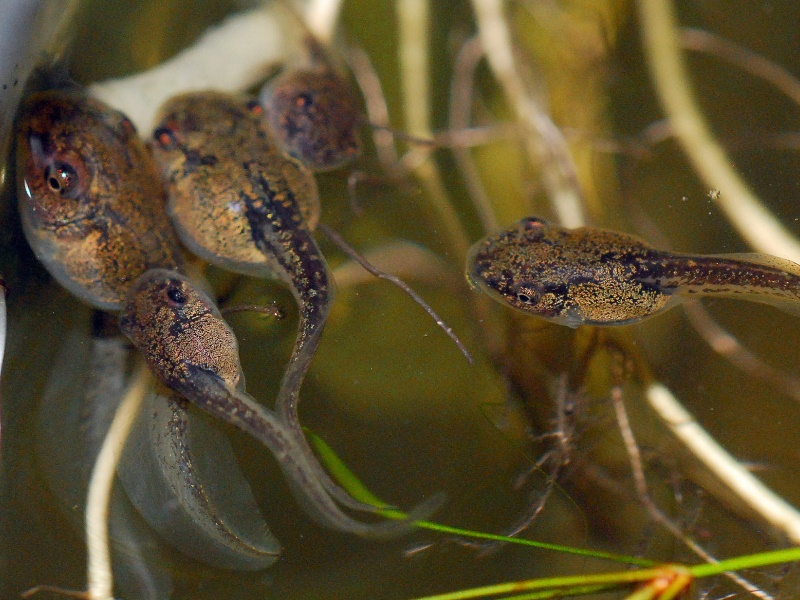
top-left (118, 389), bottom-right (281, 570)
top-left (189, 368), bottom-right (444, 539)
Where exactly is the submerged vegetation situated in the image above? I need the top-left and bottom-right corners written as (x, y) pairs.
top-left (2, 0), bottom-right (800, 598)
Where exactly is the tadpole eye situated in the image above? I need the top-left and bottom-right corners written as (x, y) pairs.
top-left (44, 161), bottom-right (81, 199)
top-left (166, 284), bottom-right (188, 307)
top-left (153, 126), bottom-right (180, 150)
top-left (119, 116), bottom-right (137, 137)
top-left (516, 292), bottom-right (533, 304)
top-left (294, 92), bottom-right (313, 109)
top-left (514, 284), bottom-right (539, 306)
top-left (522, 216), bottom-right (548, 230)
top-left (245, 98), bottom-right (264, 115)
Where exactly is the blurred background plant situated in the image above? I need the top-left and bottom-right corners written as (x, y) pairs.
top-left (2, 0), bottom-right (800, 598)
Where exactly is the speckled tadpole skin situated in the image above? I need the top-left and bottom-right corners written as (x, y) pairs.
top-left (120, 269), bottom-right (434, 537)
top-left (17, 91), bottom-right (286, 568)
top-left (150, 91), bottom-right (394, 520)
top-left (151, 91), bottom-right (321, 278)
top-left (259, 66), bottom-right (362, 172)
top-left (119, 269), bottom-right (242, 396)
top-left (467, 216), bottom-right (800, 327)
top-left (150, 91), bottom-right (332, 420)
top-left (16, 90), bottom-right (182, 310)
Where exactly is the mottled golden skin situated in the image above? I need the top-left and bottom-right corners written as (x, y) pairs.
top-left (467, 216), bottom-right (800, 327)
top-left (119, 269), bottom-right (242, 396)
top-left (150, 91), bottom-right (332, 419)
top-left (120, 269), bottom-right (431, 537)
top-left (16, 91), bottom-right (182, 310)
top-left (259, 66), bottom-right (362, 172)
top-left (16, 92), bottom-right (288, 567)
top-left (150, 91), bottom-right (321, 280)
top-left (150, 91), bottom-right (394, 525)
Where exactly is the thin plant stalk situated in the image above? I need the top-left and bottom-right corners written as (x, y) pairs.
top-left (682, 300), bottom-right (800, 403)
top-left (307, 428), bottom-right (657, 568)
top-left (680, 28), bottom-right (800, 107)
top-left (396, 0), bottom-right (472, 260)
top-left (410, 567), bottom-right (692, 600)
top-left (396, 0), bottom-right (431, 141)
top-left (24, 362), bottom-right (154, 600)
top-left (610, 383), bottom-right (769, 599)
top-left (410, 546), bottom-right (800, 600)
top-left (470, 0), bottom-right (587, 229)
top-left (346, 44), bottom-right (402, 173)
top-left (449, 36), bottom-right (500, 235)
top-left (85, 362), bottom-right (152, 599)
top-left (646, 382), bottom-right (800, 544)
top-left (637, 0), bottom-right (800, 263)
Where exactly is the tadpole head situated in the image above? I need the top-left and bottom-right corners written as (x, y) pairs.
top-left (259, 68), bottom-right (361, 171)
top-left (510, 280), bottom-right (571, 320)
top-left (466, 217), bottom-right (574, 321)
top-left (150, 92), bottom-right (225, 169)
top-left (150, 97), bottom-right (194, 172)
top-left (16, 92), bottom-right (100, 232)
top-left (120, 269), bottom-right (244, 393)
top-left (467, 217), bottom-right (551, 293)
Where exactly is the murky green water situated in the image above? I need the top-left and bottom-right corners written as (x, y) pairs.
top-left (3, 1), bottom-right (800, 598)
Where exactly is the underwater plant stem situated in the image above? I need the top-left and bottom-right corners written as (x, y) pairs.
top-left (450, 36), bottom-right (501, 235)
top-left (682, 300), bottom-right (800, 403)
top-left (646, 382), bottom-right (800, 544)
top-left (346, 45), bottom-right (402, 173)
top-left (308, 428), bottom-right (656, 568)
top-left (412, 520), bottom-right (654, 567)
top-left (680, 28), bottom-right (800, 107)
top-left (470, 0), bottom-right (586, 229)
top-left (411, 567), bottom-right (686, 600)
top-left (302, 0), bottom-right (344, 45)
top-left (414, 544), bottom-right (800, 600)
top-left (396, 0), bottom-right (472, 259)
top-left (506, 584), bottom-right (620, 600)
top-left (611, 385), bottom-right (769, 599)
top-left (397, 0), bottom-right (430, 141)
top-left (637, 0), bottom-right (800, 263)
top-left (689, 546), bottom-right (800, 577)
top-left (85, 362), bottom-right (151, 600)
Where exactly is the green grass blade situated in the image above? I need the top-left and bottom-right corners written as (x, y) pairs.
top-left (306, 428), bottom-right (655, 567)
top-left (306, 429), bottom-right (800, 600)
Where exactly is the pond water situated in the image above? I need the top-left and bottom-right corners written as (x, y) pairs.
top-left (2, 1), bottom-right (800, 598)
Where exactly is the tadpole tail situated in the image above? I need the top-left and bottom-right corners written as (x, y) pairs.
top-left (644, 251), bottom-right (800, 317)
top-left (242, 190), bottom-right (382, 513)
top-left (118, 390), bottom-right (281, 570)
top-left (187, 368), bottom-right (439, 537)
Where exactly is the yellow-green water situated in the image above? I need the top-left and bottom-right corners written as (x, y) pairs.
top-left (3, 1), bottom-right (800, 598)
